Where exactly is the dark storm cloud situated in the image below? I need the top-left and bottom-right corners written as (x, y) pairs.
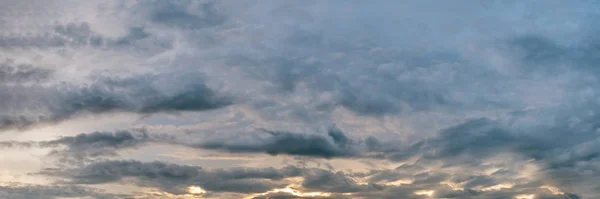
top-left (0, 184), bottom-right (119, 199)
top-left (197, 126), bottom-right (361, 158)
top-left (0, 74), bottom-right (232, 131)
top-left (42, 160), bottom-right (303, 194)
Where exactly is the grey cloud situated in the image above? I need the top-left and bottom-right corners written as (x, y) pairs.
top-left (42, 130), bottom-right (160, 163)
top-left (505, 34), bottom-right (600, 75)
top-left (0, 141), bottom-right (36, 149)
top-left (37, 158), bottom-right (586, 199)
top-left (213, 166), bottom-right (303, 181)
top-left (4, 0), bottom-right (600, 198)
top-left (352, 164), bottom-right (583, 199)
top-left (52, 22), bottom-right (105, 47)
top-left (0, 59), bottom-right (52, 83)
top-left (378, 114), bottom-right (600, 197)
top-left (507, 35), bottom-right (566, 68)
top-left (419, 118), bottom-right (519, 163)
top-left (302, 169), bottom-right (371, 193)
top-left (147, 0), bottom-right (226, 29)
top-left (231, 47), bottom-right (458, 118)
top-left (1, 17), bottom-right (177, 50)
top-left (393, 112), bottom-right (600, 168)
top-left (252, 192), bottom-right (343, 199)
top-left (0, 23), bottom-right (108, 49)
top-left (0, 74), bottom-right (232, 131)
top-left (0, 184), bottom-right (119, 199)
top-left (1, 127), bottom-right (369, 162)
top-left (210, 0), bottom-right (600, 130)
top-left (197, 126), bottom-right (361, 158)
top-left (0, 32), bottom-right (72, 49)
top-left (43, 160), bottom-right (303, 194)
top-left (0, 130), bottom-right (170, 165)
top-left (43, 130), bottom-right (151, 150)
top-left (6, 116), bottom-right (597, 196)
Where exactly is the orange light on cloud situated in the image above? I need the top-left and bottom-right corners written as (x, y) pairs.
top-left (514, 194), bottom-right (534, 199)
top-left (244, 186), bottom-right (333, 199)
top-left (187, 186), bottom-right (207, 195)
top-left (414, 190), bottom-right (434, 197)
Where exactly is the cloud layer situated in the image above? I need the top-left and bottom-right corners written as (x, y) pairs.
top-left (2, 0), bottom-right (600, 198)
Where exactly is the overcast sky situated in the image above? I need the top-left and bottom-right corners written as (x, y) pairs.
top-left (0, 0), bottom-right (599, 198)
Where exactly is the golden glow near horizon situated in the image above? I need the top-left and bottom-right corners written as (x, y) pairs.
top-left (540, 185), bottom-right (564, 195)
top-left (480, 183), bottom-right (514, 191)
top-left (414, 190), bottom-right (434, 197)
top-left (441, 181), bottom-right (464, 191)
top-left (383, 178), bottom-right (414, 186)
top-left (136, 190), bottom-right (209, 199)
top-left (514, 194), bottom-right (535, 199)
top-left (187, 186), bottom-right (207, 195)
top-left (244, 186), bottom-right (333, 199)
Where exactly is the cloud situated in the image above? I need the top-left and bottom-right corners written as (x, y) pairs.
top-left (417, 118), bottom-right (519, 163)
top-left (375, 114), bottom-right (600, 197)
top-left (3, 0), bottom-right (600, 198)
top-left (504, 34), bottom-right (600, 76)
top-left (0, 59), bottom-right (53, 84)
top-left (2, 115), bottom-right (597, 197)
top-left (1, 127), bottom-right (370, 161)
top-left (0, 127), bottom-right (379, 163)
top-left (0, 1), bottom-right (235, 132)
top-left (42, 160), bottom-right (303, 195)
top-left (0, 73), bottom-right (232, 131)
top-left (0, 21), bottom-right (156, 49)
top-left (251, 192), bottom-right (339, 199)
top-left (34, 156), bottom-right (585, 199)
top-left (301, 169), bottom-right (371, 193)
top-left (349, 162), bottom-right (583, 199)
top-left (0, 130), bottom-right (171, 165)
top-left (196, 126), bottom-right (362, 158)
top-left (0, 184), bottom-right (119, 199)
top-left (41, 130), bottom-right (160, 164)
top-left (146, 0), bottom-right (226, 29)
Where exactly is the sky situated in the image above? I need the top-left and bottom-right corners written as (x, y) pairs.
top-left (0, 0), bottom-right (599, 198)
